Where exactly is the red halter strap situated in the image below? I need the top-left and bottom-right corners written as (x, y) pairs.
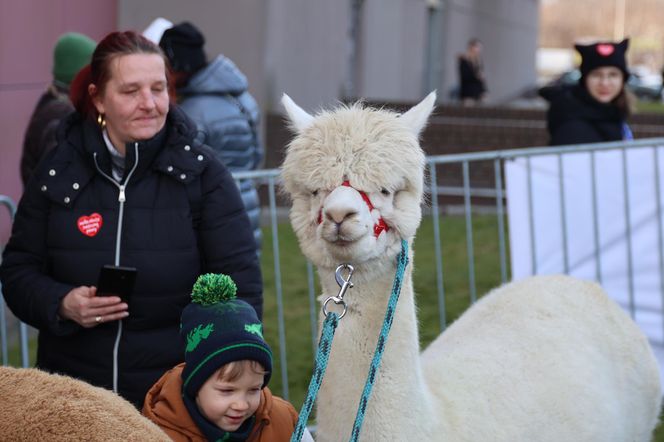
top-left (316, 181), bottom-right (389, 237)
top-left (342, 180), bottom-right (389, 237)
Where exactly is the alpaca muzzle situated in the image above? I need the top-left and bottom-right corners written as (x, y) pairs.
top-left (317, 180), bottom-right (389, 238)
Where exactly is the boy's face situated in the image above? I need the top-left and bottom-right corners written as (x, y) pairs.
top-left (196, 368), bottom-right (263, 432)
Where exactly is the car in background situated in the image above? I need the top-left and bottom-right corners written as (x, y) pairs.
top-left (547, 68), bottom-right (663, 101)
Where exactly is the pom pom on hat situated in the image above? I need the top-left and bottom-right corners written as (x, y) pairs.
top-left (52, 32), bottom-right (96, 86)
top-left (190, 273), bottom-right (237, 306)
top-left (575, 38), bottom-right (629, 80)
top-left (180, 273), bottom-right (272, 397)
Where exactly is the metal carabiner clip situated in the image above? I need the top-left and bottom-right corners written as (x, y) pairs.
top-left (322, 263), bottom-right (354, 319)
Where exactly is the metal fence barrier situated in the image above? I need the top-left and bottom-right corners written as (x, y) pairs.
top-left (0, 195), bottom-right (28, 367)
top-left (427, 137), bottom-right (664, 329)
top-left (2, 137), bottom-right (663, 406)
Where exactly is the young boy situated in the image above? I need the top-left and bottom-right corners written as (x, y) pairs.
top-left (143, 273), bottom-right (306, 441)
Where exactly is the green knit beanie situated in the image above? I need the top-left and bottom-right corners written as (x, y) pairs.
top-left (52, 32), bottom-right (96, 86)
top-left (180, 274), bottom-right (272, 397)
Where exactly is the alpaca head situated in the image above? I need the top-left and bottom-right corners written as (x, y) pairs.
top-left (280, 93), bottom-right (436, 270)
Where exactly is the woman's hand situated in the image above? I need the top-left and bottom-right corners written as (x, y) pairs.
top-left (58, 286), bottom-right (129, 328)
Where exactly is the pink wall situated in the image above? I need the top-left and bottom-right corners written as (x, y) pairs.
top-left (0, 0), bottom-right (116, 244)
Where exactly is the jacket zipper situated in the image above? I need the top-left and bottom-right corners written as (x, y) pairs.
top-left (93, 142), bottom-right (140, 393)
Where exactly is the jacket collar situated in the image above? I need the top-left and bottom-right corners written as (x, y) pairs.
top-left (151, 106), bottom-right (209, 185)
top-left (544, 84), bottom-right (624, 139)
top-left (571, 84), bottom-right (624, 120)
top-left (40, 107), bottom-right (210, 208)
top-left (70, 106), bottom-right (196, 182)
top-left (143, 364), bottom-right (274, 441)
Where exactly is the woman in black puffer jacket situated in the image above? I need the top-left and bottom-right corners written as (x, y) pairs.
top-left (0, 31), bottom-right (262, 409)
top-left (540, 38), bottom-right (634, 146)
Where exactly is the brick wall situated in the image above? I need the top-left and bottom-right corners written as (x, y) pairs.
top-left (263, 104), bottom-right (664, 205)
top-left (267, 104), bottom-right (664, 167)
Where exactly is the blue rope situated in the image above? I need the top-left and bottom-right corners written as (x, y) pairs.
top-left (290, 312), bottom-right (339, 442)
top-left (290, 239), bottom-right (409, 442)
top-left (349, 239), bottom-right (409, 441)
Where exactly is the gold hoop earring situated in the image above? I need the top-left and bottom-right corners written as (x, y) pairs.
top-left (97, 113), bottom-right (106, 129)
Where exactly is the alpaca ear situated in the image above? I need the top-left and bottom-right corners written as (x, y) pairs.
top-left (399, 91), bottom-right (436, 136)
top-left (282, 94), bottom-right (315, 133)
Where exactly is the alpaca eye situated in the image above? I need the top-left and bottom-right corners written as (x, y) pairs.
top-left (312, 189), bottom-right (319, 197)
top-left (380, 188), bottom-right (390, 196)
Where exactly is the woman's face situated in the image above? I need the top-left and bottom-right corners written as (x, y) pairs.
top-left (584, 66), bottom-right (624, 104)
top-left (469, 42), bottom-right (482, 57)
top-left (91, 53), bottom-right (169, 152)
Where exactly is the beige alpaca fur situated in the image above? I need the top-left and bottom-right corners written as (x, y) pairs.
top-left (0, 366), bottom-right (169, 441)
top-left (280, 93), bottom-right (662, 442)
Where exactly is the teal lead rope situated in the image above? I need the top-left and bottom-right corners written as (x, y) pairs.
top-left (290, 239), bottom-right (409, 442)
top-left (349, 239), bottom-right (409, 441)
top-left (290, 312), bottom-right (340, 442)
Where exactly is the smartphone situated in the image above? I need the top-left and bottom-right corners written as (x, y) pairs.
top-left (96, 265), bottom-right (137, 302)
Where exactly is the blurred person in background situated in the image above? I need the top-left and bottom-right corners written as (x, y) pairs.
top-left (0, 30), bottom-right (262, 408)
top-left (539, 39), bottom-right (634, 145)
top-left (458, 38), bottom-right (487, 106)
top-left (20, 32), bottom-right (96, 187)
top-left (158, 21), bottom-right (264, 251)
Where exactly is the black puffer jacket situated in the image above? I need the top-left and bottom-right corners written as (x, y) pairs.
top-left (20, 86), bottom-right (74, 187)
top-left (458, 56), bottom-right (486, 100)
top-left (539, 84), bottom-right (627, 146)
top-left (0, 106), bottom-right (262, 408)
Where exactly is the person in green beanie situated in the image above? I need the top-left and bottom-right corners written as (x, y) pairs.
top-left (20, 32), bottom-right (96, 186)
top-left (143, 273), bottom-right (311, 442)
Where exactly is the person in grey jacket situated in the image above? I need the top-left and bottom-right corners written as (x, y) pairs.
top-left (159, 22), bottom-right (263, 249)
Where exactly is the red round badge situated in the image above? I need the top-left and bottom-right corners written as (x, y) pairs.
top-left (77, 213), bottom-right (103, 237)
top-left (596, 44), bottom-right (614, 57)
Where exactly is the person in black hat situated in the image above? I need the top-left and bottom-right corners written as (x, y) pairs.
top-left (539, 38), bottom-right (634, 145)
top-left (158, 21), bottom-right (264, 252)
top-left (143, 273), bottom-right (307, 442)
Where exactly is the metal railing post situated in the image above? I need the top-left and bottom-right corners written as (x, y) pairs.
top-left (0, 195), bottom-right (18, 366)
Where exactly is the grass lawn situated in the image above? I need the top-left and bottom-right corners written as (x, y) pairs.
top-left (636, 100), bottom-right (664, 114)
top-left (7, 212), bottom-right (664, 438)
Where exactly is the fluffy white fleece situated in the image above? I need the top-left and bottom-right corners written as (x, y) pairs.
top-left (280, 92), bottom-right (662, 442)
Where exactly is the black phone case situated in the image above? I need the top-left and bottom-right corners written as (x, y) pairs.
top-left (97, 265), bottom-right (137, 300)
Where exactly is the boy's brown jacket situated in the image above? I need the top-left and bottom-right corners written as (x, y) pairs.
top-left (143, 363), bottom-right (298, 442)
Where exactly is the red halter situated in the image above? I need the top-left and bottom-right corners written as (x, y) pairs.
top-left (317, 180), bottom-right (389, 238)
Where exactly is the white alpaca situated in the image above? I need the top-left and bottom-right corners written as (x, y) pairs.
top-left (280, 92), bottom-right (662, 442)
